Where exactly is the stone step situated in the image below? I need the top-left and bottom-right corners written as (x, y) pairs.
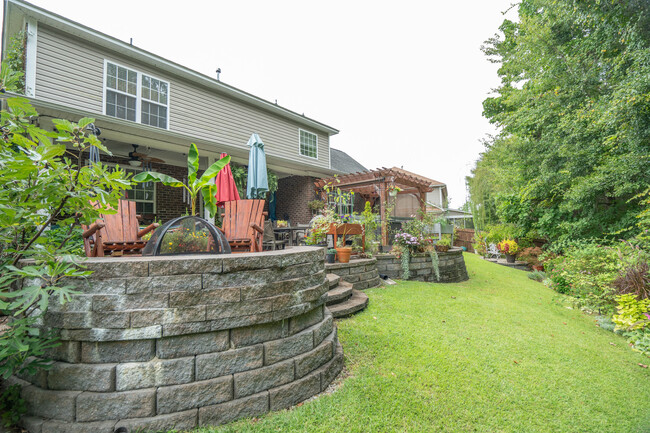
top-left (326, 273), bottom-right (341, 290)
top-left (327, 290), bottom-right (369, 318)
top-left (325, 281), bottom-right (354, 306)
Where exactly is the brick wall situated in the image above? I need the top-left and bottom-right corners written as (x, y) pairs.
top-left (276, 176), bottom-right (318, 225)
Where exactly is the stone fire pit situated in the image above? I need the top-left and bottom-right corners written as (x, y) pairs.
top-left (12, 247), bottom-right (342, 433)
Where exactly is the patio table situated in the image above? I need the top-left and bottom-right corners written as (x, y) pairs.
top-left (274, 224), bottom-right (309, 246)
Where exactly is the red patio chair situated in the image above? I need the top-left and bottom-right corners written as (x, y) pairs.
top-left (82, 199), bottom-right (159, 257)
top-left (218, 200), bottom-right (266, 253)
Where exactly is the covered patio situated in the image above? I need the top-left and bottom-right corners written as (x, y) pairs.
top-left (314, 167), bottom-right (436, 246)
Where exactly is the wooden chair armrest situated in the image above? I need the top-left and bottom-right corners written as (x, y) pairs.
top-left (136, 214), bottom-right (142, 220)
top-left (137, 223), bottom-right (159, 238)
top-left (216, 226), bottom-right (226, 234)
top-left (251, 223), bottom-right (264, 234)
top-left (82, 222), bottom-right (105, 239)
top-left (263, 212), bottom-right (268, 217)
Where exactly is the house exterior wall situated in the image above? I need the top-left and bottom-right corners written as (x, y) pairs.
top-left (82, 154), bottom-right (195, 224)
top-left (34, 24), bottom-right (331, 170)
top-left (276, 176), bottom-right (318, 225)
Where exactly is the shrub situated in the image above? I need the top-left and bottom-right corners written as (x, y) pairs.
top-left (519, 246), bottom-right (544, 267)
top-left (0, 98), bottom-right (132, 378)
top-left (527, 270), bottom-right (546, 282)
top-left (545, 243), bottom-right (619, 312)
top-left (612, 294), bottom-right (650, 331)
top-left (612, 243), bottom-right (650, 300)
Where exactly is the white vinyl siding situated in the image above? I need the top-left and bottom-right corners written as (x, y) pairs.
top-left (34, 25), bottom-right (330, 169)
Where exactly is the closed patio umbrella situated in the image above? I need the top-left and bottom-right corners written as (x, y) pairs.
top-left (246, 133), bottom-right (268, 199)
top-left (214, 152), bottom-right (240, 207)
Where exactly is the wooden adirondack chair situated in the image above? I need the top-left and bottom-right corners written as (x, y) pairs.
top-left (218, 200), bottom-right (266, 253)
top-left (82, 199), bottom-right (159, 257)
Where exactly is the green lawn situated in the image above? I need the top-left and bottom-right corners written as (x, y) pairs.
top-left (196, 253), bottom-right (650, 433)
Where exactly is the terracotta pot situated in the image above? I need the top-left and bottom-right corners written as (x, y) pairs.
top-left (505, 253), bottom-right (516, 263)
top-left (532, 264), bottom-right (544, 271)
top-left (336, 247), bottom-right (352, 263)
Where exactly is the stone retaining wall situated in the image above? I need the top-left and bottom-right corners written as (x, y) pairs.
top-left (376, 248), bottom-right (469, 283)
top-left (324, 258), bottom-right (380, 290)
top-left (12, 247), bottom-right (343, 433)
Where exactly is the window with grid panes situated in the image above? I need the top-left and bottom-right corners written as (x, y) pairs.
top-left (105, 165), bottom-right (156, 215)
top-left (299, 129), bottom-right (318, 158)
top-left (104, 61), bottom-right (169, 129)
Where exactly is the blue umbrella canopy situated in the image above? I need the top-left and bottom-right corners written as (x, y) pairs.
top-left (246, 133), bottom-right (269, 199)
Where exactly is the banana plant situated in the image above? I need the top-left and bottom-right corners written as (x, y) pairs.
top-left (133, 143), bottom-right (231, 218)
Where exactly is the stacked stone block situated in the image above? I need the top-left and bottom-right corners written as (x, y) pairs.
top-left (12, 247), bottom-right (343, 433)
top-left (375, 248), bottom-right (469, 283)
top-left (324, 258), bottom-right (381, 290)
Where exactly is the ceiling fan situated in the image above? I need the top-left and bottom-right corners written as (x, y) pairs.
top-left (128, 144), bottom-right (165, 168)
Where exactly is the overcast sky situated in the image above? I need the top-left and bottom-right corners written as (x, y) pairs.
top-left (6, 0), bottom-right (518, 207)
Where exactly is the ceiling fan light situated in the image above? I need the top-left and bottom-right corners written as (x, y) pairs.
top-left (128, 160), bottom-right (142, 167)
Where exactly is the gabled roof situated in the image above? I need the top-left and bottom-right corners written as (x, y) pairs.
top-left (2, 0), bottom-right (339, 136)
top-left (330, 148), bottom-right (367, 174)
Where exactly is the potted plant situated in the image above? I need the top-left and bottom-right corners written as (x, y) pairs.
top-left (435, 238), bottom-right (451, 252)
top-left (388, 185), bottom-right (402, 197)
top-left (276, 219), bottom-right (288, 228)
top-left (326, 248), bottom-right (337, 264)
top-left (497, 239), bottom-right (519, 263)
top-left (308, 199), bottom-right (325, 215)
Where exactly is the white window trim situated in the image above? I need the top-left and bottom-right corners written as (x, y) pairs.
top-left (24, 18), bottom-right (38, 98)
top-left (104, 162), bottom-right (157, 213)
top-left (103, 59), bottom-right (170, 130)
top-left (298, 128), bottom-right (318, 160)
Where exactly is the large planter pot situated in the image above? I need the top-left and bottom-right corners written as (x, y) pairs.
top-left (336, 247), bottom-right (352, 263)
top-left (505, 253), bottom-right (516, 263)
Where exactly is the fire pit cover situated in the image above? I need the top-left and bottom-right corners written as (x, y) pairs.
top-left (142, 216), bottom-right (231, 256)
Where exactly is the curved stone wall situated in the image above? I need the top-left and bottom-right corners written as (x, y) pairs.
top-left (13, 247), bottom-right (343, 433)
top-left (375, 248), bottom-right (469, 283)
top-left (324, 258), bottom-right (380, 290)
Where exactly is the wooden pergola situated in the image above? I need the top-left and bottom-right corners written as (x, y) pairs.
top-left (314, 167), bottom-right (441, 245)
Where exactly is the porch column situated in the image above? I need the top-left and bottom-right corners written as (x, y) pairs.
top-left (379, 180), bottom-right (388, 245)
top-left (418, 188), bottom-right (427, 219)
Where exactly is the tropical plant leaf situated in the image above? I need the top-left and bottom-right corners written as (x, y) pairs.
top-left (187, 143), bottom-right (200, 185)
top-left (201, 184), bottom-right (218, 219)
top-left (133, 171), bottom-right (184, 188)
top-left (196, 155), bottom-right (231, 189)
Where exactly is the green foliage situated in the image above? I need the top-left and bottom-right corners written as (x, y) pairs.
top-left (0, 98), bottom-right (132, 378)
top-left (1, 31), bottom-right (25, 93)
top-left (400, 248), bottom-right (410, 280)
top-left (436, 238), bottom-right (451, 247)
top-left (545, 244), bottom-right (620, 312)
top-left (229, 163), bottom-right (278, 199)
top-left (134, 144), bottom-right (230, 218)
top-left (527, 270), bottom-right (546, 282)
top-left (428, 249), bottom-right (440, 281)
top-left (612, 294), bottom-right (650, 331)
top-left (469, 0), bottom-right (650, 247)
top-left (0, 384), bottom-right (26, 428)
top-left (361, 201), bottom-right (379, 256)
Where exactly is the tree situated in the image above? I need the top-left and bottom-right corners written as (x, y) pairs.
top-left (468, 0), bottom-right (650, 245)
top-left (0, 97), bottom-right (131, 378)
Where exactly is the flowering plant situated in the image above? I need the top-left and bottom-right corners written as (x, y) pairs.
top-left (394, 231), bottom-right (421, 252)
top-left (497, 239), bottom-right (519, 256)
